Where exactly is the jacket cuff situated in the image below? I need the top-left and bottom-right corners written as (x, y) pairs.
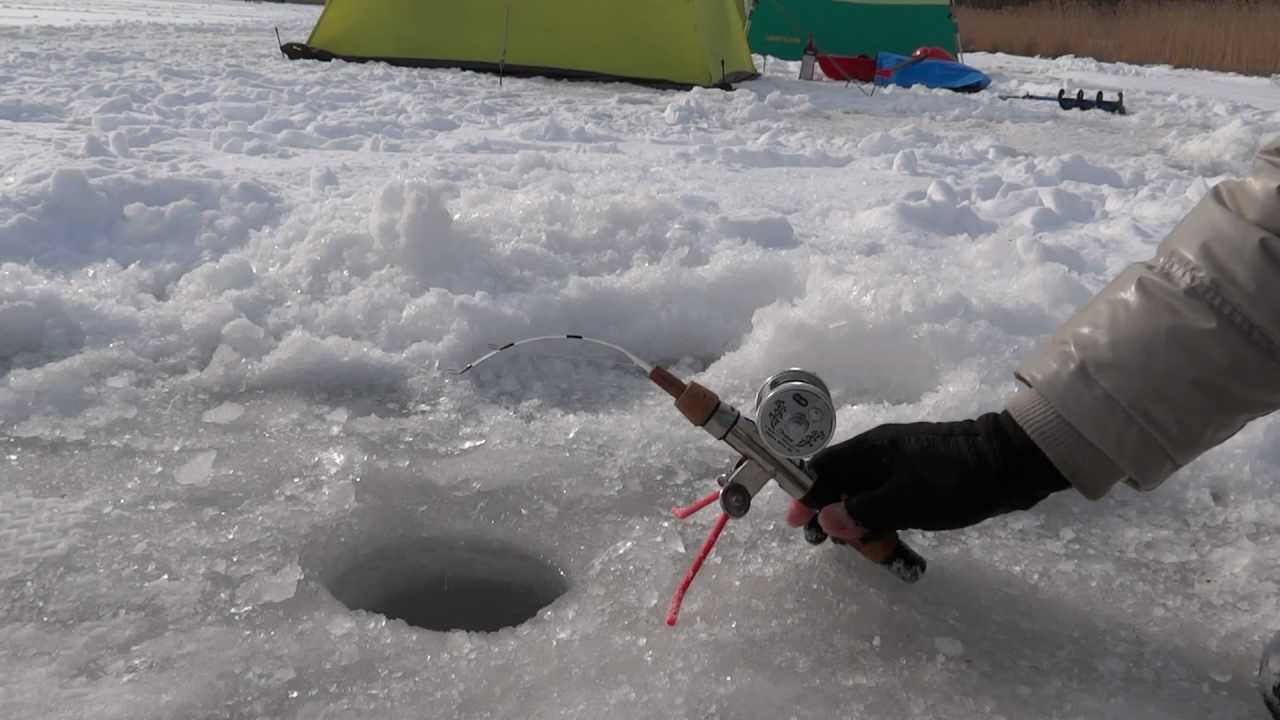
top-left (1005, 386), bottom-right (1125, 499)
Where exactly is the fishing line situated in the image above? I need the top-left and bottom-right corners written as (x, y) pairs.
top-left (454, 334), bottom-right (656, 376)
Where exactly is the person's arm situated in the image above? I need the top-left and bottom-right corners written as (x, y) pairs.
top-left (793, 141), bottom-right (1280, 537)
top-left (1011, 140), bottom-right (1280, 498)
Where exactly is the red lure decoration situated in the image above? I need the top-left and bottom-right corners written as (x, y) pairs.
top-left (665, 489), bottom-right (729, 626)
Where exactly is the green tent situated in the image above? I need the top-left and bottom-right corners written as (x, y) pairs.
top-left (283, 0), bottom-right (758, 89)
top-left (747, 0), bottom-right (959, 61)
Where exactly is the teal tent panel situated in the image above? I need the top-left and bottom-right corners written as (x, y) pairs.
top-left (748, 0), bottom-right (959, 61)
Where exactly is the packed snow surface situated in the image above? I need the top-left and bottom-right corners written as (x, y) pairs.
top-left (3, 1), bottom-right (1279, 718)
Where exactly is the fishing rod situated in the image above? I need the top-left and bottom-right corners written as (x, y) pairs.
top-left (456, 334), bottom-right (927, 625)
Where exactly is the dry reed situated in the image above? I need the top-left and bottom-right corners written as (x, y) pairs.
top-left (955, 1), bottom-right (1280, 76)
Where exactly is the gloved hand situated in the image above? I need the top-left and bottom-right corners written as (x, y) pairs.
top-left (785, 411), bottom-right (1071, 541)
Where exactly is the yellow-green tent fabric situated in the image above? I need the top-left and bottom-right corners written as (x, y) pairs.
top-left (284, 0), bottom-right (758, 88)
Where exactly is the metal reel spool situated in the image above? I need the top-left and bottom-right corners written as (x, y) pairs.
top-left (754, 369), bottom-right (836, 459)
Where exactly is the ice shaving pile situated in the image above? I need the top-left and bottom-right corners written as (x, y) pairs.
top-left (2, 1), bottom-right (1279, 718)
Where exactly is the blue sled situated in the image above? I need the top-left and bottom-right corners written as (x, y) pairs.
top-left (876, 52), bottom-right (992, 93)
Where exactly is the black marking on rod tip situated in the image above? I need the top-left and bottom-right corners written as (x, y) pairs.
top-left (567, 334), bottom-right (584, 340)
top-left (499, 342), bottom-right (515, 350)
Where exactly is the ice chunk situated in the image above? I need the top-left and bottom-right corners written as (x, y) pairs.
top-left (237, 562), bottom-right (302, 605)
top-left (174, 450), bottom-right (217, 486)
top-left (893, 150), bottom-right (919, 175)
top-left (713, 214), bottom-right (797, 249)
top-left (201, 402), bottom-right (244, 425)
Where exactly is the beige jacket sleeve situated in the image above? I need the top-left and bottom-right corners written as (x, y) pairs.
top-left (1006, 141), bottom-right (1280, 499)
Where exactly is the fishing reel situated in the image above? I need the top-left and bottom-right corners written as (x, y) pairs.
top-left (756, 370), bottom-right (836, 460)
top-left (656, 366), bottom-right (926, 584)
top-left (717, 370), bottom-right (836, 519)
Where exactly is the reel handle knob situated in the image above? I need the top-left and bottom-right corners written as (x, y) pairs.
top-left (719, 482), bottom-right (752, 518)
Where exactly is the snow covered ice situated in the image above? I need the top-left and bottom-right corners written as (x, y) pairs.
top-left (2, 1), bottom-right (1280, 717)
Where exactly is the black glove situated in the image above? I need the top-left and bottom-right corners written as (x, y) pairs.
top-left (798, 411), bottom-right (1071, 533)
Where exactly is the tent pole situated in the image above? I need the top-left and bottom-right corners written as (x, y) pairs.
top-left (951, 0), bottom-right (964, 63)
top-left (499, 4), bottom-right (512, 87)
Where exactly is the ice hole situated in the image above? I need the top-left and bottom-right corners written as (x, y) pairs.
top-left (323, 537), bottom-right (569, 633)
